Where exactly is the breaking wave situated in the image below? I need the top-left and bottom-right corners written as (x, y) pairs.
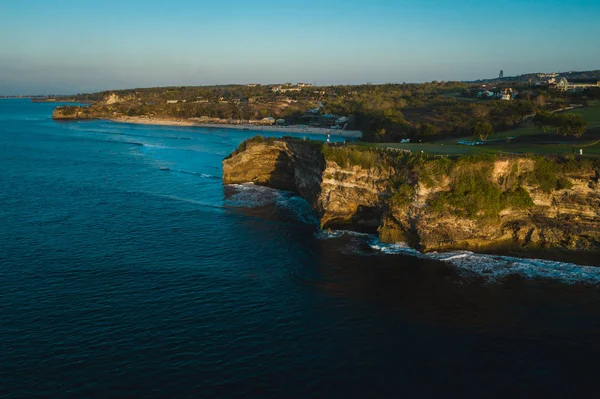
top-left (159, 167), bottom-right (219, 179)
top-left (223, 184), bottom-right (319, 225)
top-left (315, 230), bottom-right (600, 284)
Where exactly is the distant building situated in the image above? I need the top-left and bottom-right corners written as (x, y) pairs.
top-left (247, 84), bottom-right (261, 87)
top-left (261, 117), bottom-right (275, 125)
top-left (501, 88), bottom-right (513, 101)
top-left (556, 78), bottom-right (570, 91)
top-left (556, 77), bottom-right (600, 93)
top-left (166, 100), bottom-right (178, 104)
top-left (297, 82), bottom-right (313, 88)
top-left (537, 72), bottom-right (559, 78)
top-left (271, 85), bottom-right (301, 93)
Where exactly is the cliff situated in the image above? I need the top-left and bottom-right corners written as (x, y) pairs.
top-left (52, 106), bottom-right (100, 120)
top-left (223, 137), bottom-right (600, 255)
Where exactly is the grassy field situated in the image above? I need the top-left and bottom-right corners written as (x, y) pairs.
top-left (568, 101), bottom-right (600, 129)
top-left (358, 101), bottom-right (600, 158)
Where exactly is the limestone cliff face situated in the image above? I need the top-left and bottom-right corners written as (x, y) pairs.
top-left (222, 138), bottom-right (325, 208)
top-left (223, 137), bottom-right (600, 254)
top-left (317, 161), bottom-right (394, 231)
top-left (406, 160), bottom-right (600, 252)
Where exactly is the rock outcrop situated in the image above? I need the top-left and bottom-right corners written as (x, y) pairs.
top-left (52, 106), bottom-right (97, 120)
top-left (223, 137), bottom-right (600, 255)
top-left (223, 138), bottom-right (325, 208)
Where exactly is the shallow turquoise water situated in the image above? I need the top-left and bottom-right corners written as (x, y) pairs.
top-left (2, 99), bottom-right (600, 398)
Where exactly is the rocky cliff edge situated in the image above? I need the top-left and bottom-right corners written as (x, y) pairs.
top-left (223, 137), bottom-right (600, 254)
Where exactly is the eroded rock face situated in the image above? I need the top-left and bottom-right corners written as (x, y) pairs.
top-left (223, 139), bottom-right (325, 208)
top-left (223, 138), bottom-right (600, 254)
top-left (317, 162), bottom-right (393, 232)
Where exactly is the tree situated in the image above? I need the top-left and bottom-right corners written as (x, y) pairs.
top-left (533, 94), bottom-right (546, 107)
top-left (554, 113), bottom-right (589, 138)
top-left (472, 104), bottom-right (490, 120)
top-left (534, 111), bottom-right (589, 138)
top-left (472, 122), bottom-right (493, 141)
top-left (420, 122), bottom-right (437, 137)
top-left (533, 110), bottom-right (554, 132)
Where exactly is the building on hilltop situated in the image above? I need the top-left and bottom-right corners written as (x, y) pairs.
top-left (271, 85), bottom-right (301, 93)
top-left (556, 77), bottom-right (600, 93)
top-left (297, 82), bottom-right (313, 88)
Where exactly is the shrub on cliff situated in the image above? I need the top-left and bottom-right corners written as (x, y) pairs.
top-left (527, 157), bottom-right (575, 192)
top-left (556, 177), bottom-right (573, 190)
top-left (322, 146), bottom-right (379, 169)
top-left (225, 135), bottom-right (276, 159)
top-left (390, 183), bottom-right (415, 207)
top-left (415, 157), bottom-right (453, 187)
top-left (429, 159), bottom-right (502, 219)
top-left (501, 186), bottom-right (534, 210)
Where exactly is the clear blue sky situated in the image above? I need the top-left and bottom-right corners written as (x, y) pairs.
top-left (1, 0), bottom-right (599, 94)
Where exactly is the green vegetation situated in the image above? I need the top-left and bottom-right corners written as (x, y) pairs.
top-left (528, 157), bottom-right (560, 192)
top-left (526, 157), bottom-right (582, 192)
top-left (501, 187), bottom-right (535, 210)
top-left (53, 75), bottom-right (599, 153)
top-left (357, 99), bottom-right (600, 158)
top-left (414, 156), bottom-right (454, 187)
top-left (390, 183), bottom-right (415, 207)
top-left (225, 135), bottom-right (276, 159)
top-left (534, 111), bottom-right (589, 137)
top-left (322, 146), bottom-right (380, 169)
top-left (429, 158), bottom-right (502, 219)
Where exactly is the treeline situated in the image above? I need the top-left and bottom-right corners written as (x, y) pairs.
top-left (64, 81), bottom-right (593, 142)
top-left (322, 87), bottom-right (553, 142)
top-left (90, 101), bottom-right (310, 122)
top-left (533, 111), bottom-right (589, 138)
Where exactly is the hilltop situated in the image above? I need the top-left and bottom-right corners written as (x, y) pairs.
top-left (48, 69), bottom-right (600, 147)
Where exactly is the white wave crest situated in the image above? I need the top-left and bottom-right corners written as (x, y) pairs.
top-left (224, 184), bottom-right (319, 225)
top-left (159, 167), bottom-right (218, 179)
top-left (315, 229), bottom-right (600, 284)
top-left (314, 230), bottom-right (373, 240)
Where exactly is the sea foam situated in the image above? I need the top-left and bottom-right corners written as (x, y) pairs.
top-left (314, 230), bottom-right (600, 285)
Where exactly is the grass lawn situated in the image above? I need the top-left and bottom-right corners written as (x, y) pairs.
top-left (355, 140), bottom-right (600, 157)
top-left (354, 142), bottom-right (493, 155)
top-left (568, 101), bottom-right (600, 129)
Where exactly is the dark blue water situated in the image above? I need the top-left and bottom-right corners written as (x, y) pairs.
top-left (2, 99), bottom-right (600, 398)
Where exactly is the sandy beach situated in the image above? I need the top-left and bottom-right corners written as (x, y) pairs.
top-left (109, 116), bottom-right (363, 138)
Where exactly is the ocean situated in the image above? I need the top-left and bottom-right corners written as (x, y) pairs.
top-left (2, 99), bottom-right (600, 398)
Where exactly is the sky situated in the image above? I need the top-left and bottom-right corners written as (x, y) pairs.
top-left (1, 0), bottom-right (599, 95)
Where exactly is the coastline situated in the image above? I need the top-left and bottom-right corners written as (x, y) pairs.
top-left (108, 116), bottom-right (363, 138)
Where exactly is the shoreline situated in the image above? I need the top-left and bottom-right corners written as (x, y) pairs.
top-left (108, 116), bottom-right (363, 138)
